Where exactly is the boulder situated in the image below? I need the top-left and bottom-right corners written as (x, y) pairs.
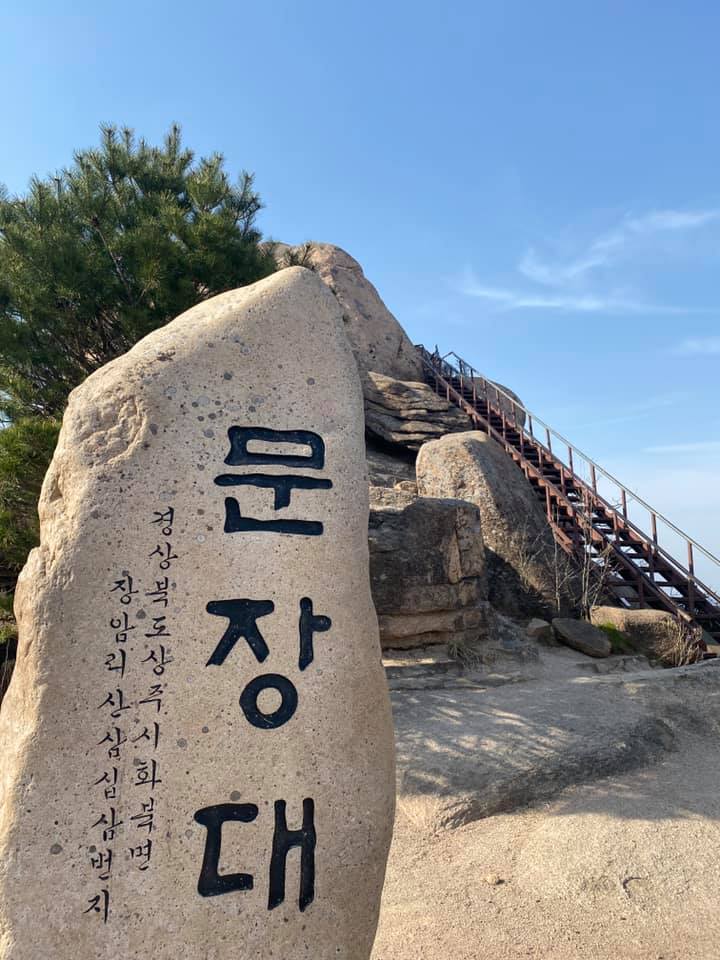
top-left (526, 618), bottom-right (553, 643)
top-left (552, 618), bottom-right (613, 658)
top-left (364, 372), bottom-right (471, 450)
top-left (590, 606), bottom-right (677, 656)
top-left (0, 268), bottom-right (395, 960)
top-left (416, 431), bottom-right (578, 619)
top-left (368, 488), bottom-right (487, 650)
top-left (276, 242), bottom-right (423, 382)
top-left (485, 380), bottom-right (527, 429)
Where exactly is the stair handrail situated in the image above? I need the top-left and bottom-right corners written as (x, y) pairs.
top-left (417, 345), bottom-right (720, 601)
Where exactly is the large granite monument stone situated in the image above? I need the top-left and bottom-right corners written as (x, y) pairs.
top-left (0, 267), bottom-right (395, 959)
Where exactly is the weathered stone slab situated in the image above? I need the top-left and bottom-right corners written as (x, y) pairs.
top-left (0, 267), bottom-right (395, 959)
top-left (364, 373), bottom-right (471, 450)
top-left (552, 618), bottom-right (612, 658)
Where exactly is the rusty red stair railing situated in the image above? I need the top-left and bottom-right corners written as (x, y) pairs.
top-left (417, 345), bottom-right (720, 649)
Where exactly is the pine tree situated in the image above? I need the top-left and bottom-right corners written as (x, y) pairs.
top-left (0, 124), bottom-right (276, 418)
top-left (0, 417), bottom-right (60, 574)
top-left (0, 126), bottom-right (278, 629)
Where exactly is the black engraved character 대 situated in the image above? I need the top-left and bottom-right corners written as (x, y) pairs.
top-left (193, 798), bottom-right (316, 911)
top-left (194, 802), bottom-right (259, 896)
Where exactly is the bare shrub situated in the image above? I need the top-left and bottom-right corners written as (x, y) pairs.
top-left (654, 618), bottom-right (704, 667)
top-left (277, 242), bottom-right (316, 269)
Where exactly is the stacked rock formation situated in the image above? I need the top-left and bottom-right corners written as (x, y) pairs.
top-left (368, 488), bottom-right (488, 650)
top-left (275, 242), bottom-right (423, 382)
top-left (364, 372), bottom-right (471, 450)
top-left (274, 242), bottom-right (580, 654)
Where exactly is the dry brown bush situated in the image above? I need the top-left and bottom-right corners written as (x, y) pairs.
top-left (654, 618), bottom-right (704, 667)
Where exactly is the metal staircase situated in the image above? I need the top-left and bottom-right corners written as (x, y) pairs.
top-left (418, 346), bottom-right (720, 647)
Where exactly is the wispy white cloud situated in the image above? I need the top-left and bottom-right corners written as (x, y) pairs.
top-left (518, 207), bottom-right (720, 288)
top-left (569, 393), bottom-right (685, 430)
top-left (458, 271), bottom-right (693, 315)
top-left (644, 440), bottom-right (720, 454)
top-left (673, 336), bottom-right (720, 356)
top-left (456, 206), bottom-right (720, 317)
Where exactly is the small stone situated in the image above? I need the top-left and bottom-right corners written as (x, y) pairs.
top-left (552, 618), bottom-right (613, 658)
top-left (484, 873), bottom-right (504, 886)
top-left (526, 618), bottom-right (553, 643)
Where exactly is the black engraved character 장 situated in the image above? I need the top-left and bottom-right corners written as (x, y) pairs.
top-left (205, 598), bottom-right (298, 728)
top-left (205, 597), bottom-right (331, 729)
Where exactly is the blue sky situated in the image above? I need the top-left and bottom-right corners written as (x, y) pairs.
top-left (3, 1), bottom-right (720, 575)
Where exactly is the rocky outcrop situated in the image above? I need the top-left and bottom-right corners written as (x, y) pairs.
top-left (369, 488), bottom-right (488, 650)
top-left (552, 618), bottom-right (612, 657)
top-left (276, 242), bottom-right (424, 382)
top-left (416, 431), bottom-right (578, 619)
top-left (365, 372), bottom-right (471, 450)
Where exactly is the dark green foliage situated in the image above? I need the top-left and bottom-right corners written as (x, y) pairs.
top-left (0, 124), bottom-right (276, 418)
top-left (0, 591), bottom-right (17, 650)
top-left (0, 417), bottom-right (60, 575)
top-left (0, 127), bottom-right (276, 656)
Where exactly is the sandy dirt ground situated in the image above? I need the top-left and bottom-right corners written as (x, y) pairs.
top-left (372, 736), bottom-right (720, 960)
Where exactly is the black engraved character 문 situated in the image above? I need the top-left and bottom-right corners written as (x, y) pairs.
top-left (215, 427), bottom-right (332, 536)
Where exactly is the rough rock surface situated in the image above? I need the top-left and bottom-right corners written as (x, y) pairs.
top-left (590, 605), bottom-right (678, 657)
top-left (373, 661), bottom-right (720, 960)
top-left (0, 268), bottom-right (395, 960)
top-left (368, 488), bottom-right (487, 650)
top-left (416, 431), bottom-right (576, 619)
top-left (526, 618), bottom-right (553, 643)
top-left (365, 441), bottom-right (416, 490)
top-left (553, 618), bottom-right (613, 658)
top-left (391, 656), bottom-right (717, 832)
top-left (364, 372), bottom-right (471, 450)
top-left (276, 242), bottom-right (423, 382)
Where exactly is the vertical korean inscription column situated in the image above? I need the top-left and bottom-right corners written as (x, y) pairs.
top-left (83, 506), bottom-right (178, 923)
top-left (84, 570), bottom-right (137, 923)
top-left (127, 507), bottom-right (177, 874)
top-left (194, 427), bottom-right (331, 909)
